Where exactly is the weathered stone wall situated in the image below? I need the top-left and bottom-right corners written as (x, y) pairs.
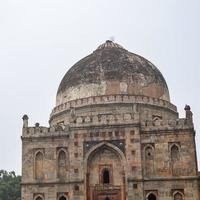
top-left (141, 131), bottom-right (197, 177)
top-left (22, 108), bottom-right (199, 200)
top-left (50, 94), bottom-right (177, 126)
top-left (56, 41), bottom-right (171, 105)
top-left (21, 41), bottom-right (200, 200)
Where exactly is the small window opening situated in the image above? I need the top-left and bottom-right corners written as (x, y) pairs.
top-left (133, 184), bottom-right (138, 189)
top-left (74, 185), bottom-right (79, 191)
top-left (103, 169), bottom-right (110, 184)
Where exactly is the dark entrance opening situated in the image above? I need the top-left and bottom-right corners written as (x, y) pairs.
top-left (103, 169), bottom-right (110, 184)
top-left (105, 197), bottom-right (110, 200)
top-left (59, 196), bottom-right (66, 200)
top-left (148, 193), bottom-right (156, 200)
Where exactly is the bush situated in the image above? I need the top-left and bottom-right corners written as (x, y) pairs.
top-left (0, 170), bottom-right (21, 200)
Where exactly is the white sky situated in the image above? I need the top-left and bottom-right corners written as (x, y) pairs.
top-left (0, 0), bottom-right (200, 175)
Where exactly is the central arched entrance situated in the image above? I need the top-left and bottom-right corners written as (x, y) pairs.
top-left (86, 143), bottom-right (126, 200)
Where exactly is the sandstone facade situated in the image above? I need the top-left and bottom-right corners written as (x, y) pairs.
top-left (21, 41), bottom-right (200, 200)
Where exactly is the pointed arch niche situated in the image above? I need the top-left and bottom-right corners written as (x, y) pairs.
top-left (85, 142), bottom-right (126, 200)
top-left (35, 197), bottom-right (43, 200)
top-left (34, 151), bottom-right (44, 180)
top-left (34, 194), bottom-right (44, 200)
top-left (170, 143), bottom-right (180, 176)
top-left (147, 193), bottom-right (157, 200)
top-left (57, 193), bottom-right (68, 200)
top-left (144, 145), bottom-right (155, 177)
top-left (174, 192), bottom-right (184, 200)
top-left (59, 196), bottom-right (67, 200)
top-left (57, 148), bottom-right (68, 180)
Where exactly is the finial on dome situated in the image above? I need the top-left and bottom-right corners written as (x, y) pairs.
top-left (106, 40), bottom-right (113, 43)
top-left (96, 40), bottom-right (124, 50)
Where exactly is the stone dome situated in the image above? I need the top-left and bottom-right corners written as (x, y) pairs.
top-left (56, 40), bottom-right (170, 106)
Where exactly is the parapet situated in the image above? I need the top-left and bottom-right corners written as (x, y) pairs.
top-left (50, 94), bottom-right (177, 120)
top-left (22, 112), bottom-right (140, 138)
top-left (141, 118), bottom-right (194, 132)
top-left (22, 125), bottom-right (70, 139)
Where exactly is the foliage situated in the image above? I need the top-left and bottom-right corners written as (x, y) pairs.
top-left (0, 170), bottom-right (21, 200)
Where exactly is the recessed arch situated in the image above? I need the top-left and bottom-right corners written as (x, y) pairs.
top-left (171, 144), bottom-right (180, 162)
top-left (57, 148), bottom-right (68, 179)
top-left (153, 116), bottom-right (161, 121)
top-left (58, 150), bottom-right (66, 160)
top-left (173, 191), bottom-right (184, 200)
top-left (144, 144), bottom-right (155, 176)
top-left (147, 193), bottom-right (157, 200)
top-left (152, 116), bottom-right (162, 125)
top-left (84, 142), bottom-right (127, 167)
top-left (57, 194), bottom-right (68, 200)
top-left (35, 197), bottom-right (43, 200)
top-left (84, 142), bottom-right (126, 200)
top-left (59, 196), bottom-right (67, 200)
top-left (34, 151), bottom-right (44, 180)
top-left (57, 148), bottom-right (68, 157)
top-left (170, 144), bottom-right (181, 176)
top-left (34, 195), bottom-right (44, 200)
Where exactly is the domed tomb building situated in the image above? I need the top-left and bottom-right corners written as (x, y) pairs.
top-left (21, 41), bottom-right (200, 200)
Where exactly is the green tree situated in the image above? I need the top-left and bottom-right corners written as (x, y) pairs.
top-left (0, 170), bottom-right (21, 200)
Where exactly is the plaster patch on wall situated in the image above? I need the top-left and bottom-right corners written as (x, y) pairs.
top-left (120, 82), bottom-right (128, 93)
top-left (57, 82), bottom-right (107, 104)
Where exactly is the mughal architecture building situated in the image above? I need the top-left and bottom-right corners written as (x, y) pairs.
top-left (21, 41), bottom-right (200, 200)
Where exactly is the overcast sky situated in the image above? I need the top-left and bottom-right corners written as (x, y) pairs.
top-left (0, 0), bottom-right (200, 174)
